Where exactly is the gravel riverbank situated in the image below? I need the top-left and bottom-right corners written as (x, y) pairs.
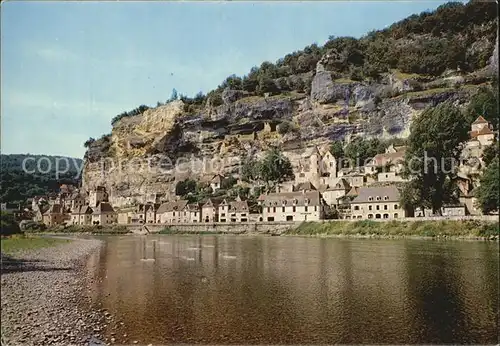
top-left (1, 237), bottom-right (105, 346)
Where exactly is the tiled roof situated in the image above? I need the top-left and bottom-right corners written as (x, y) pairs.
top-left (346, 187), bottom-right (359, 196)
top-left (371, 150), bottom-right (406, 167)
top-left (157, 200), bottom-right (188, 213)
top-left (229, 200), bottom-right (249, 213)
top-left (351, 186), bottom-right (401, 204)
top-left (326, 178), bottom-right (350, 191)
top-left (472, 116), bottom-right (488, 125)
top-left (92, 202), bottom-right (115, 214)
top-left (469, 126), bottom-right (494, 138)
top-left (43, 204), bottom-right (62, 215)
top-left (261, 190), bottom-right (322, 207)
top-left (293, 181), bottom-right (317, 192)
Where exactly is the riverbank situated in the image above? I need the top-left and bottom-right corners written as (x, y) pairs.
top-left (1, 236), bottom-right (105, 346)
top-left (284, 220), bottom-right (499, 240)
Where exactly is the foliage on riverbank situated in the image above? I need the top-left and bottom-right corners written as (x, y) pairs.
top-left (0, 212), bottom-right (22, 236)
top-left (158, 227), bottom-right (229, 235)
top-left (25, 224), bottom-right (131, 235)
top-left (1, 235), bottom-right (70, 253)
top-left (286, 220), bottom-right (499, 238)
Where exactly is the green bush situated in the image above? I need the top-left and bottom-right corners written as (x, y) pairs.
top-left (0, 212), bottom-right (22, 236)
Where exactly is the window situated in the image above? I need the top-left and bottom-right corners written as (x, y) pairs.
top-left (286, 215), bottom-right (293, 221)
top-left (267, 207), bottom-right (270, 212)
top-left (384, 205), bottom-right (388, 210)
top-left (376, 196), bottom-right (381, 201)
top-left (384, 196), bottom-right (389, 200)
top-left (354, 206), bottom-right (360, 210)
top-left (394, 213), bottom-right (399, 218)
top-left (394, 205), bottom-right (399, 209)
top-left (368, 214), bottom-right (373, 219)
top-left (173, 212), bottom-right (175, 216)
top-left (376, 205), bottom-right (380, 210)
top-left (273, 207), bottom-right (276, 213)
top-left (282, 207), bottom-right (285, 212)
top-left (314, 206), bottom-right (317, 212)
top-left (194, 212), bottom-right (197, 216)
top-left (369, 205), bottom-right (372, 211)
top-left (305, 206), bottom-right (308, 212)
top-left (383, 214), bottom-right (389, 219)
top-left (368, 197), bottom-right (373, 201)
top-left (293, 206), bottom-right (296, 212)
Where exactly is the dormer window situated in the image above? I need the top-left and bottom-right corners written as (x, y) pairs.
top-left (305, 198), bottom-right (310, 204)
top-left (293, 199), bottom-right (298, 204)
top-left (368, 196), bottom-right (373, 201)
top-left (376, 196), bottom-right (381, 201)
top-left (384, 196), bottom-right (389, 201)
top-left (283, 200), bottom-right (287, 205)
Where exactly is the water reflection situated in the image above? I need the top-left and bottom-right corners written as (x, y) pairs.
top-left (88, 236), bottom-right (499, 344)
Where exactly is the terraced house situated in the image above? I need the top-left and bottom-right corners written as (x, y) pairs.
top-left (218, 197), bottom-right (250, 222)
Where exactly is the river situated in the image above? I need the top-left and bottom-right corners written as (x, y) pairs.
top-left (85, 235), bottom-right (499, 344)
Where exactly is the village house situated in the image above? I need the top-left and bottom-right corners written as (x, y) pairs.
top-left (457, 175), bottom-right (481, 216)
top-left (201, 198), bottom-right (220, 223)
top-left (71, 205), bottom-right (93, 225)
top-left (365, 145), bottom-right (407, 183)
top-left (295, 146), bottom-right (338, 188)
top-left (91, 202), bottom-right (117, 225)
top-left (89, 186), bottom-right (108, 207)
top-left (218, 196), bottom-right (250, 222)
top-left (320, 178), bottom-right (351, 206)
top-left (156, 200), bottom-right (189, 224)
top-left (69, 191), bottom-right (87, 210)
top-left (117, 206), bottom-right (137, 224)
top-left (469, 116), bottom-right (495, 147)
top-left (42, 204), bottom-right (66, 226)
top-left (210, 174), bottom-right (224, 191)
top-left (183, 203), bottom-right (202, 223)
top-left (261, 190), bottom-right (325, 222)
top-left (145, 203), bottom-right (161, 223)
top-left (349, 186), bottom-right (405, 220)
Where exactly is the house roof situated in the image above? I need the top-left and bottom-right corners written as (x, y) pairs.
top-left (43, 204), bottom-right (63, 215)
top-left (202, 198), bottom-right (223, 208)
top-left (261, 190), bottom-right (322, 207)
top-left (294, 181), bottom-right (317, 192)
top-left (211, 174), bottom-right (224, 183)
top-left (351, 186), bottom-right (401, 204)
top-left (472, 115), bottom-right (488, 125)
top-left (157, 200), bottom-right (189, 213)
top-left (144, 203), bottom-right (161, 213)
top-left (229, 200), bottom-right (249, 212)
top-left (92, 202), bottom-right (115, 214)
top-left (346, 187), bottom-right (359, 196)
top-left (371, 150), bottom-right (406, 167)
top-left (325, 178), bottom-right (350, 191)
top-left (469, 126), bottom-right (494, 138)
top-left (71, 205), bottom-right (93, 215)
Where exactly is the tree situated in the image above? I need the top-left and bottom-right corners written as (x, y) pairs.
top-left (175, 179), bottom-right (197, 196)
top-left (277, 121), bottom-right (296, 135)
top-left (344, 138), bottom-right (380, 167)
top-left (476, 157), bottom-right (499, 214)
top-left (404, 102), bottom-right (469, 213)
top-left (482, 141), bottom-right (499, 167)
top-left (1, 211), bottom-right (22, 236)
top-left (257, 77), bottom-right (279, 96)
top-left (168, 88), bottom-right (178, 103)
top-left (84, 138), bottom-right (95, 148)
top-left (221, 176), bottom-right (237, 190)
top-left (329, 140), bottom-right (344, 161)
top-left (465, 86), bottom-right (498, 129)
top-left (258, 148), bottom-right (294, 189)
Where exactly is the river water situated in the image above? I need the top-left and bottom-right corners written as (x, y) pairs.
top-left (86, 235), bottom-right (499, 344)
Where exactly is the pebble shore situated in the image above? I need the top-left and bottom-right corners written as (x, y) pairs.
top-left (1, 237), bottom-right (106, 346)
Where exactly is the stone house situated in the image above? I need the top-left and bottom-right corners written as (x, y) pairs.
top-left (365, 146), bottom-right (407, 183)
top-left (295, 146), bottom-right (337, 188)
top-left (156, 200), bottom-right (189, 224)
top-left (116, 206), bottom-right (137, 224)
top-left (42, 204), bottom-right (66, 226)
top-left (145, 203), bottom-right (161, 223)
top-left (201, 198), bottom-right (220, 223)
top-left (185, 203), bottom-right (202, 223)
top-left (320, 178), bottom-right (351, 206)
top-left (91, 202), bottom-right (117, 225)
top-left (89, 186), bottom-right (108, 207)
top-left (261, 190), bottom-right (325, 222)
top-left (71, 205), bottom-right (93, 225)
top-left (210, 174), bottom-right (224, 191)
top-left (349, 186), bottom-right (405, 219)
top-left (218, 197), bottom-right (250, 222)
top-left (69, 192), bottom-right (87, 210)
top-left (469, 116), bottom-right (495, 147)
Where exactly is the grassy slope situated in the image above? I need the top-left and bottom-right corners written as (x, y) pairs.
top-left (287, 220), bottom-right (499, 238)
top-left (1, 235), bottom-right (70, 253)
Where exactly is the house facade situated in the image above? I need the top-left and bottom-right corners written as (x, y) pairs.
top-left (91, 202), bottom-right (117, 225)
top-left (261, 190), bottom-right (325, 222)
top-left (201, 199), bottom-right (219, 223)
top-left (349, 186), bottom-right (405, 219)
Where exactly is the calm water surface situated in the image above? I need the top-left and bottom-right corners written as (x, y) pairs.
top-left (85, 236), bottom-right (499, 344)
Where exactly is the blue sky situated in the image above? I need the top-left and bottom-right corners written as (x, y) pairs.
top-left (1, 1), bottom-right (454, 158)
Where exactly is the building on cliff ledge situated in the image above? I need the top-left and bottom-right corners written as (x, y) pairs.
top-left (89, 186), bottom-right (108, 207)
top-left (295, 146), bottom-right (337, 188)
